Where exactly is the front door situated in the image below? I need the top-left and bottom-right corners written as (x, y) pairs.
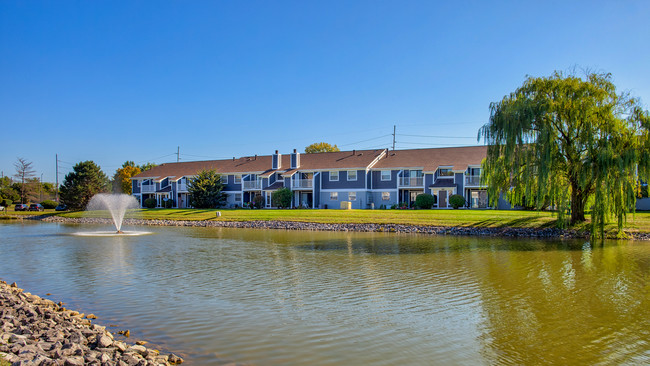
top-left (266, 192), bottom-right (272, 208)
top-left (439, 190), bottom-right (448, 208)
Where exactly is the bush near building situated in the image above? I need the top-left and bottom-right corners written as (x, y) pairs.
top-left (449, 194), bottom-right (466, 209)
top-left (415, 193), bottom-right (434, 209)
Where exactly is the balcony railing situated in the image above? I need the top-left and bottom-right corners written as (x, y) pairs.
top-left (141, 185), bottom-right (155, 193)
top-left (465, 175), bottom-right (482, 186)
top-left (293, 179), bottom-right (313, 189)
top-left (243, 181), bottom-right (262, 190)
top-left (399, 177), bottom-right (424, 187)
top-left (177, 182), bottom-right (188, 192)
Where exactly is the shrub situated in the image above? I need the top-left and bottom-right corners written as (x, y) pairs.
top-left (449, 194), bottom-right (466, 209)
top-left (144, 198), bottom-right (157, 208)
top-left (414, 193), bottom-right (434, 209)
top-left (253, 195), bottom-right (264, 209)
top-left (164, 199), bottom-right (174, 208)
top-left (272, 188), bottom-right (292, 208)
top-left (1, 198), bottom-right (12, 208)
top-left (40, 200), bottom-right (58, 209)
top-left (390, 204), bottom-right (398, 209)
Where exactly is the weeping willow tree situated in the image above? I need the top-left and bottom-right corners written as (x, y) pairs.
top-left (480, 70), bottom-right (650, 237)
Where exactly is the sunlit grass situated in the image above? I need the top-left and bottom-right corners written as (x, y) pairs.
top-left (10, 206), bottom-right (650, 236)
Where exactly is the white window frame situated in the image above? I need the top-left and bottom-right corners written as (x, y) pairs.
top-left (330, 192), bottom-right (338, 200)
top-left (382, 192), bottom-right (390, 201)
top-left (235, 193), bottom-right (242, 202)
top-left (349, 192), bottom-right (357, 201)
top-left (381, 170), bottom-right (391, 181)
top-left (221, 175), bottom-right (228, 184)
top-left (329, 171), bottom-right (339, 181)
top-left (234, 175), bottom-right (242, 184)
top-left (347, 170), bottom-right (357, 181)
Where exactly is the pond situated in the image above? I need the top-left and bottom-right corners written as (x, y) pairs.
top-left (1, 221), bottom-right (649, 365)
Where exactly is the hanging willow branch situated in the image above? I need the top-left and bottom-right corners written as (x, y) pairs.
top-left (479, 70), bottom-right (650, 237)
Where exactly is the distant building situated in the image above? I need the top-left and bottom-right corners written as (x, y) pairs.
top-left (131, 146), bottom-right (504, 209)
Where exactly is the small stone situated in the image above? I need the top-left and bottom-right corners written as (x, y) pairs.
top-left (86, 314), bottom-right (97, 319)
top-left (10, 282), bottom-right (17, 288)
top-left (96, 335), bottom-right (113, 348)
top-left (168, 353), bottom-right (184, 364)
top-left (126, 345), bottom-right (147, 355)
top-left (64, 356), bottom-right (85, 366)
top-left (135, 341), bottom-right (147, 346)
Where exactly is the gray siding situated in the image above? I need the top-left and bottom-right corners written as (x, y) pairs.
top-left (636, 198), bottom-right (650, 211)
top-left (372, 170), bottom-right (398, 189)
top-left (454, 173), bottom-right (464, 192)
top-left (314, 173), bottom-right (321, 208)
top-left (321, 170), bottom-right (366, 189)
top-left (132, 180), bottom-right (140, 194)
top-left (424, 174), bottom-right (433, 190)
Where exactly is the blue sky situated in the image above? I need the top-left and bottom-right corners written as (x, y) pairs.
top-left (1, 1), bottom-right (649, 183)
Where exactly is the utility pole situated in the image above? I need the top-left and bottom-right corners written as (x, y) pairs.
top-left (40, 173), bottom-right (43, 201)
top-left (55, 154), bottom-right (59, 202)
top-left (392, 125), bottom-right (396, 151)
top-left (177, 146), bottom-right (180, 162)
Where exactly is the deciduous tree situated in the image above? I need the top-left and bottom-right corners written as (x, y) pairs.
top-left (59, 161), bottom-right (109, 209)
top-left (187, 169), bottom-right (227, 208)
top-left (112, 161), bottom-right (142, 194)
top-left (305, 142), bottom-right (340, 153)
top-left (480, 70), bottom-right (650, 236)
top-left (13, 157), bottom-right (36, 204)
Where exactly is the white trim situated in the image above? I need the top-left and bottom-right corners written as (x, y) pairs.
top-left (329, 171), bottom-right (339, 181)
top-left (380, 170), bottom-right (392, 181)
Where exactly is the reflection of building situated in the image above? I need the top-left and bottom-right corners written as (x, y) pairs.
top-left (131, 146), bottom-right (509, 209)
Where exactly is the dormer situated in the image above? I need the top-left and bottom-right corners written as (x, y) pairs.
top-left (272, 150), bottom-right (282, 170)
top-left (291, 149), bottom-right (300, 169)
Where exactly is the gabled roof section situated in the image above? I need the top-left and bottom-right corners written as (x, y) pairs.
top-left (132, 155), bottom-right (272, 179)
top-left (296, 149), bottom-right (385, 170)
top-left (373, 146), bottom-right (487, 172)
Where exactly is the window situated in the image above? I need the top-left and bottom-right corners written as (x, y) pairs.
top-left (330, 171), bottom-right (339, 181)
top-left (136, 180), bottom-right (141, 187)
top-left (234, 175), bottom-right (242, 184)
top-left (221, 175), bottom-right (228, 184)
top-left (381, 171), bottom-right (391, 181)
top-left (438, 168), bottom-right (453, 177)
top-left (330, 192), bottom-right (338, 200)
top-left (382, 192), bottom-right (390, 201)
top-left (349, 192), bottom-right (357, 201)
top-left (235, 193), bottom-right (242, 202)
top-left (347, 170), bottom-right (357, 181)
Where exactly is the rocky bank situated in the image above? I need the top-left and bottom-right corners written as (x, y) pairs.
top-left (0, 281), bottom-right (183, 366)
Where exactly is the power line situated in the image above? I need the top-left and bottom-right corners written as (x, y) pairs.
top-left (338, 134), bottom-right (392, 147)
top-left (397, 133), bottom-right (476, 139)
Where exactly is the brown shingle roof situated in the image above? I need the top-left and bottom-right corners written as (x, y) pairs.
top-left (133, 155), bottom-right (272, 179)
top-left (296, 149), bottom-right (385, 170)
top-left (374, 146), bottom-right (487, 172)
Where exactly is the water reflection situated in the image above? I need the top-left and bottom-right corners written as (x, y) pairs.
top-left (0, 222), bottom-right (649, 365)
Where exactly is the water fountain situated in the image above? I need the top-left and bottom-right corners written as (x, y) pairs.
top-left (73, 193), bottom-right (150, 236)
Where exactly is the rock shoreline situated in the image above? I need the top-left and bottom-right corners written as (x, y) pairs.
top-left (35, 215), bottom-right (635, 240)
top-left (0, 281), bottom-right (184, 366)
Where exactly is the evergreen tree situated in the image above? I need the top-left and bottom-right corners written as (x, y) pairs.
top-left (59, 161), bottom-right (109, 210)
top-left (187, 169), bottom-right (227, 208)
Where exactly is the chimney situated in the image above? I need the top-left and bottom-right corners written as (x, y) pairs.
top-left (291, 148), bottom-right (300, 169)
top-left (272, 150), bottom-right (282, 170)
top-left (352, 149), bottom-right (356, 155)
top-left (254, 154), bottom-right (257, 160)
top-left (232, 157), bottom-right (235, 161)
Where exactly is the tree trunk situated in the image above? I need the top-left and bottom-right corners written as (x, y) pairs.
top-left (570, 183), bottom-right (586, 225)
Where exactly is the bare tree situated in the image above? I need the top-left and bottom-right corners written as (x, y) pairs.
top-left (14, 157), bottom-right (36, 204)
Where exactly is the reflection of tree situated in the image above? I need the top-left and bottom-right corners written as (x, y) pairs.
top-left (473, 243), bottom-right (650, 365)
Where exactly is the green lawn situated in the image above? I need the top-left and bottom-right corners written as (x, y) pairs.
top-left (7, 206), bottom-right (650, 236)
top-left (47, 207), bottom-right (650, 234)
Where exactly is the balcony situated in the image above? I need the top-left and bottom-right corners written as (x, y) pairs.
top-left (177, 182), bottom-right (188, 192)
top-left (399, 177), bottom-right (424, 187)
top-left (141, 185), bottom-right (156, 193)
top-left (243, 181), bottom-right (262, 190)
top-left (293, 179), bottom-right (313, 189)
top-left (465, 175), bottom-right (482, 186)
